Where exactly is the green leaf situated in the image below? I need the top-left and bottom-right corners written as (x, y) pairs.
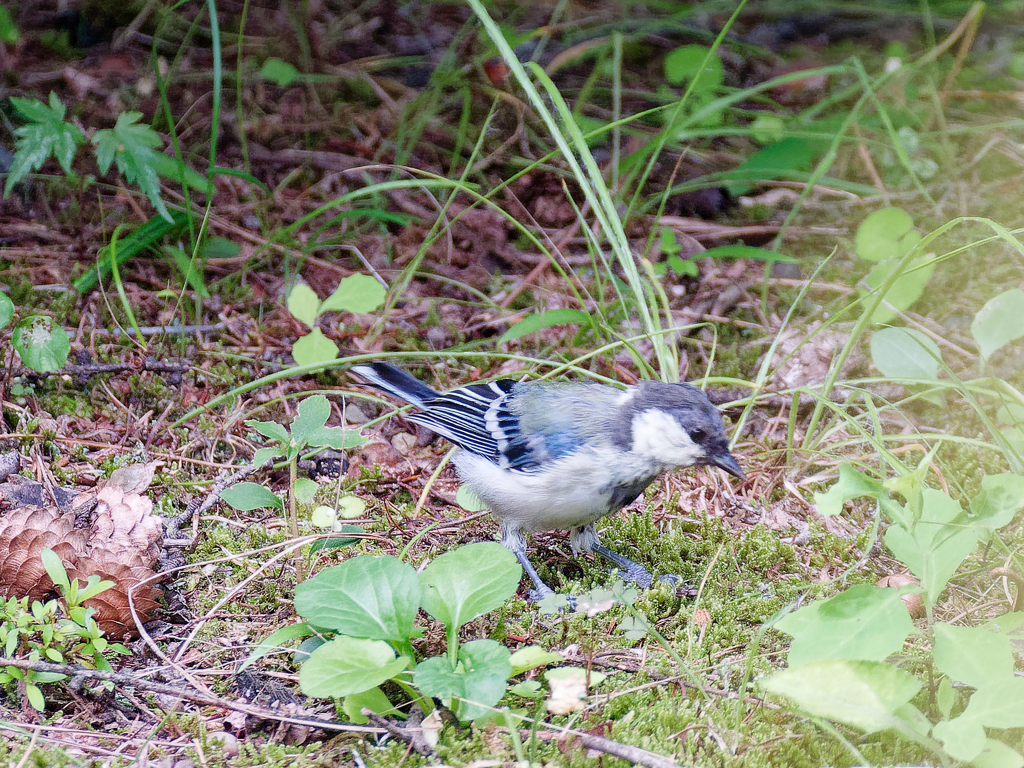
top-left (246, 419), bottom-right (290, 444)
top-left (760, 659), bottom-right (921, 734)
top-left (92, 111), bottom-right (173, 222)
top-left (885, 489), bottom-right (977, 604)
top-left (775, 584), bottom-right (916, 666)
top-left (972, 739), bottom-right (1024, 768)
top-left (320, 273), bottom-right (387, 315)
top-left (725, 137), bottom-right (818, 196)
top-left (12, 316), bottom-right (70, 372)
top-left (0, 293), bottom-right (13, 329)
top-left (498, 308), bottom-right (593, 343)
top-left (419, 542), bottom-right (522, 632)
top-left (509, 645), bottom-right (564, 676)
top-left (862, 253), bottom-right (935, 325)
top-left (286, 283), bottom-right (320, 327)
top-left (25, 682), bottom-right (45, 712)
top-left (414, 638), bottom-right (512, 722)
top-left (291, 395), bottom-right (331, 446)
top-left (309, 524), bottom-right (364, 552)
top-left (870, 327), bottom-right (942, 380)
top-left (699, 245), bottom-right (797, 263)
top-left (937, 676), bottom-right (957, 718)
top-left (305, 425), bottom-right (365, 450)
top-left (343, 686), bottom-right (401, 724)
top-left (260, 57), bottom-right (300, 87)
top-left (855, 208), bottom-right (915, 262)
top-left (293, 477), bottom-right (318, 506)
top-left (969, 473), bottom-right (1024, 531)
top-left (337, 496), bottom-right (367, 518)
top-left (972, 289), bottom-right (1024, 360)
top-left (0, 5), bottom-right (19, 44)
top-left (295, 555), bottom-right (421, 644)
top-left (40, 548), bottom-right (71, 594)
top-left (162, 244), bottom-right (211, 298)
top-left (933, 623), bottom-right (1014, 689)
top-left (221, 482), bottom-right (284, 512)
top-left (813, 464), bottom-right (887, 518)
top-left (299, 637), bottom-right (409, 698)
top-left (934, 679), bottom-right (1024, 762)
top-left (147, 152), bottom-right (213, 194)
top-left (664, 45), bottom-right (723, 89)
top-left (239, 622), bottom-right (313, 672)
top-left (4, 93), bottom-right (86, 196)
top-left (292, 329), bottom-right (341, 366)
top-left (252, 447), bottom-right (280, 468)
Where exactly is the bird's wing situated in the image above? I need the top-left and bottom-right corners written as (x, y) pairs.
top-left (406, 380), bottom-right (517, 462)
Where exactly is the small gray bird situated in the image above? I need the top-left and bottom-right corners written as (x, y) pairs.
top-left (352, 362), bottom-right (745, 599)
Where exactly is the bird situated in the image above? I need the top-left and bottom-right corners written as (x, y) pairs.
top-left (351, 361), bottom-right (745, 600)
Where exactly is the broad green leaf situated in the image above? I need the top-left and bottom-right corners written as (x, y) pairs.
top-left (776, 584), bottom-right (916, 666)
top-left (293, 477), bottom-right (318, 506)
top-left (750, 114), bottom-right (785, 144)
top-left (0, 293), bottom-right (13, 329)
top-left (310, 506), bottom-right (337, 528)
top-left (239, 621), bottom-right (313, 672)
top-left (885, 489), bottom-right (977, 604)
top-left (287, 283), bottom-right (321, 327)
top-left (337, 496), bottom-right (366, 518)
top-left (92, 111), bottom-right (172, 222)
top-left (260, 57), bottom-right (300, 87)
top-left (413, 638), bottom-right (512, 721)
top-left (221, 482), bottom-right (284, 511)
top-left (498, 308), bottom-right (592, 344)
top-left (870, 327), bottom-right (942, 380)
top-left (291, 395), bottom-right (331, 445)
top-left (972, 739), bottom-right (1024, 768)
top-left (320, 273), bottom-right (386, 315)
top-left (699, 245), bottom-right (797, 263)
top-left (933, 623), bottom-right (1014, 689)
top-left (934, 713), bottom-right (986, 762)
top-left (419, 542), bottom-right (522, 632)
top-left (343, 686), bottom-right (400, 724)
top-left (295, 555), bottom-right (421, 643)
top-left (5, 93), bottom-right (86, 196)
top-left (760, 659), bottom-right (921, 734)
top-left (862, 252), bottom-right (935, 325)
top-left (855, 208), bottom-right (915, 262)
top-left (509, 645), bottom-right (564, 676)
top-left (299, 637), bottom-right (409, 698)
top-left (305, 425), bottom-right (365, 450)
top-left (935, 678), bottom-right (1024, 762)
top-left (25, 682), bottom-right (45, 711)
top-left (725, 137), bottom-right (818, 196)
top-left (972, 289), bottom-right (1024, 360)
top-left (12, 316), bottom-right (70, 372)
top-left (293, 329), bottom-right (339, 366)
top-left (245, 419), bottom-right (290, 444)
top-left (968, 473), bottom-right (1024, 531)
top-left (40, 548), bottom-right (71, 593)
top-left (252, 447), bottom-right (280, 468)
top-left (664, 45), bottom-right (723, 89)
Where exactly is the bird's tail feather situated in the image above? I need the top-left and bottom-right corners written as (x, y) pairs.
top-left (350, 362), bottom-right (439, 407)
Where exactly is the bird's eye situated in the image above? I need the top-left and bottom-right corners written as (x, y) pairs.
top-left (689, 428), bottom-right (706, 443)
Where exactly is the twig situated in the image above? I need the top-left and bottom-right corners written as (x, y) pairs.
top-left (524, 727), bottom-right (685, 768)
top-left (361, 710), bottom-right (437, 758)
top-left (164, 462), bottom-right (262, 540)
top-left (0, 657), bottom-right (380, 734)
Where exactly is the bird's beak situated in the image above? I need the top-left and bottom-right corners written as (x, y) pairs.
top-left (711, 453), bottom-right (746, 481)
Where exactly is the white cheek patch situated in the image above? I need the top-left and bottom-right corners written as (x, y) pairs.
top-left (631, 409), bottom-right (704, 467)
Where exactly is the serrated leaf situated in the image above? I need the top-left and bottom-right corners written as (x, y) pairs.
top-left (972, 289), bottom-right (1024, 361)
top-left (4, 93), bottom-right (85, 196)
top-left (419, 542), bottom-right (522, 632)
top-left (320, 273), bottom-right (386, 315)
top-left (498, 308), bottom-right (593, 343)
top-left (92, 111), bottom-right (172, 222)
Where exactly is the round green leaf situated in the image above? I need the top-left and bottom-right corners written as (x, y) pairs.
top-left (320, 273), bottom-right (386, 315)
top-left (299, 637), bottom-right (408, 698)
top-left (220, 482), bottom-right (284, 512)
top-left (13, 315), bottom-right (69, 372)
top-left (971, 288), bottom-right (1024, 360)
top-left (292, 328), bottom-right (339, 366)
top-left (855, 208), bottom-right (915, 262)
top-left (0, 293), bottom-right (13, 329)
top-left (286, 282), bottom-right (320, 327)
top-left (295, 555), bottom-right (421, 643)
top-left (664, 45), bottom-right (723, 89)
top-left (419, 542), bottom-right (522, 631)
top-left (870, 327), bottom-right (942, 380)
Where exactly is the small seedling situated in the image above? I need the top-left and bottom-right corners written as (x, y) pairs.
top-left (286, 275), bottom-right (386, 366)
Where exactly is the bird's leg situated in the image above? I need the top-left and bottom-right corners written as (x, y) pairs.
top-left (501, 524), bottom-right (557, 602)
top-left (571, 524), bottom-right (662, 590)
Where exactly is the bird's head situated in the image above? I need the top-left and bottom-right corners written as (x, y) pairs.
top-left (620, 381), bottom-right (745, 480)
